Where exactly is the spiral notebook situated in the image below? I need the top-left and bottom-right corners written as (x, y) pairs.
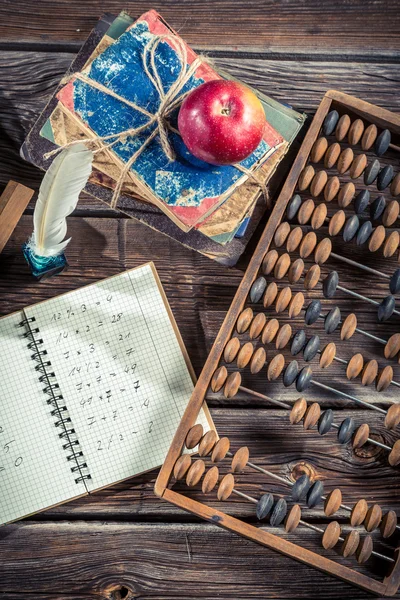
top-left (0, 263), bottom-right (211, 525)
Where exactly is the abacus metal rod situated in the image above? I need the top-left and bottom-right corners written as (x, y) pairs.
top-left (310, 380), bottom-right (388, 416)
top-left (330, 252), bottom-right (390, 282)
top-left (323, 353), bottom-right (400, 390)
top-left (316, 310), bottom-right (387, 346)
top-left (336, 284), bottom-right (400, 317)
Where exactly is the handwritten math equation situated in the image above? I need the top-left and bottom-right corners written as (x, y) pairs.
top-left (0, 424), bottom-right (23, 475)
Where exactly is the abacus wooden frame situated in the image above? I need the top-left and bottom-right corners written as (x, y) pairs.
top-left (155, 90), bottom-right (400, 596)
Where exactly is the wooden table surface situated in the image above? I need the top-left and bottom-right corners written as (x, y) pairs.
top-left (1, 2), bottom-right (400, 598)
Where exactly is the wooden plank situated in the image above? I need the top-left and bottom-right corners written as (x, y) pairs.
top-left (0, 0), bottom-right (399, 56)
top-left (0, 181), bottom-right (33, 252)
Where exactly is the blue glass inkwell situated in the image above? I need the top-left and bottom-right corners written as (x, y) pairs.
top-left (23, 244), bottom-right (68, 279)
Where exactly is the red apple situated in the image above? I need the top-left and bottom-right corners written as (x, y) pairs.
top-left (178, 80), bottom-right (266, 166)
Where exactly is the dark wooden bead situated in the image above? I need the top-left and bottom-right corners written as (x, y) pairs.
top-left (283, 360), bottom-right (299, 387)
top-left (377, 164), bottom-right (394, 191)
top-left (296, 366), bottom-right (313, 392)
top-left (269, 498), bottom-right (288, 527)
top-left (250, 276), bottom-right (267, 303)
top-left (291, 330), bottom-right (307, 356)
top-left (307, 480), bottom-right (324, 508)
top-left (318, 409), bottom-right (334, 435)
top-left (291, 474), bottom-right (311, 501)
top-left (354, 189), bottom-right (370, 214)
top-left (375, 128), bottom-right (391, 156)
top-left (322, 110), bottom-right (339, 136)
top-left (323, 271), bottom-right (339, 299)
top-left (364, 158), bottom-right (381, 185)
top-left (324, 306), bottom-right (341, 334)
top-left (377, 295), bottom-right (395, 322)
top-left (337, 417), bottom-right (355, 444)
top-left (370, 195), bottom-right (386, 221)
top-left (390, 269), bottom-right (400, 294)
top-left (303, 335), bottom-right (320, 362)
top-left (356, 221), bottom-right (372, 245)
top-left (256, 492), bottom-right (274, 520)
top-left (304, 300), bottom-right (321, 325)
top-left (287, 194), bottom-right (302, 220)
top-left (343, 215), bottom-right (360, 242)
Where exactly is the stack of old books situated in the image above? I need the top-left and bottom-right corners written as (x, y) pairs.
top-left (22, 10), bottom-right (305, 265)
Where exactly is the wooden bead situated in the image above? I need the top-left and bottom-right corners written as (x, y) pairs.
top-left (291, 330), bottom-right (306, 356)
top-left (304, 264), bottom-right (321, 290)
top-left (341, 313), bottom-right (357, 341)
top-left (291, 474), bottom-right (311, 501)
top-left (351, 499), bottom-right (369, 527)
top-left (202, 465), bottom-right (219, 494)
top-left (224, 337), bottom-right (241, 363)
top-left (324, 176), bottom-right (340, 201)
top-left (335, 114), bottom-right (351, 141)
top-left (297, 198), bottom-right (315, 225)
top-left (310, 137), bottom-right (328, 162)
top-left (237, 342), bottom-right (254, 369)
top-left (256, 493), bottom-right (274, 520)
top-left (174, 454), bottom-right (192, 480)
top-left (354, 188), bottom-right (370, 213)
top-left (274, 253), bottom-right (291, 279)
top-left (389, 269), bottom-right (400, 294)
top-left (322, 110), bottom-right (339, 136)
top-left (314, 238), bottom-right (332, 265)
top-left (385, 403), bottom-right (400, 430)
top-left (380, 510), bottom-right (398, 539)
top-left (337, 148), bottom-right (354, 174)
top-left (324, 306), bottom-right (341, 334)
top-left (288, 258), bottom-right (304, 284)
top-left (274, 221), bottom-right (291, 247)
top-left (262, 318), bottom-right (280, 344)
top-left (250, 276), bottom-right (267, 303)
top-left (186, 424), bottom-right (204, 449)
top-left (346, 353), bottom-right (364, 380)
top-left (388, 439), bottom-right (400, 466)
top-left (310, 170), bottom-right (328, 197)
top-left (288, 292), bottom-right (305, 318)
top-left (270, 498), bottom-right (288, 527)
top-left (361, 359), bottom-right (378, 385)
top-left (375, 129), bottom-right (391, 156)
top-left (377, 165), bottom-right (394, 191)
top-left (338, 417), bottom-right (355, 444)
top-left (267, 353), bottom-right (285, 381)
top-left (311, 203), bottom-right (327, 229)
top-left (290, 397), bottom-right (307, 424)
top-left (318, 410), bottom-right (334, 435)
top-left (287, 194), bottom-right (302, 219)
top-left (356, 535), bottom-right (373, 564)
top-left (324, 489), bottom-right (342, 517)
top-left (217, 473), bottom-right (234, 501)
top-left (286, 226), bottom-right (303, 253)
top-left (324, 143), bottom-right (341, 169)
top-left (319, 342), bottom-right (336, 368)
top-left (303, 335), bottom-right (320, 361)
top-left (211, 437), bottom-right (230, 463)
top-left (328, 210), bottom-right (346, 236)
top-left (390, 172), bottom-right (400, 197)
top-left (303, 402), bottom-right (321, 430)
top-left (368, 225), bottom-right (386, 252)
top-left (262, 249), bottom-right (279, 275)
top-left (211, 366), bottom-right (228, 392)
top-left (384, 333), bottom-right (400, 359)
top-left (298, 165), bottom-right (315, 191)
top-left (348, 118), bottom-right (364, 145)
top-left (263, 282), bottom-right (278, 308)
top-left (249, 313), bottom-right (267, 339)
top-left (236, 307), bottom-right (253, 334)
top-left (364, 159), bottom-right (381, 185)
top-left (283, 361), bottom-right (299, 388)
top-left (383, 200), bottom-right (399, 227)
top-left (342, 530), bottom-right (360, 558)
top-left (352, 423), bottom-right (370, 449)
top-left (338, 182), bottom-right (355, 208)
top-left (285, 504), bottom-right (301, 532)
top-left (275, 323), bottom-right (292, 350)
top-left (186, 459), bottom-right (206, 487)
top-left (231, 446), bottom-right (249, 473)
top-left (383, 231), bottom-right (399, 258)
top-left (223, 372), bottom-right (241, 399)
top-left (350, 153), bottom-right (367, 179)
top-left (376, 366), bottom-right (393, 392)
top-left (275, 287), bottom-right (292, 313)
top-left (361, 123), bottom-right (377, 150)
top-left (322, 521), bottom-right (341, 550)
top-left (299, 231), bottom-right (317, 258)
top-left (250, 347), bottom-right (266, 374)
top-left (199, 430), bottom-right (218, 457)
top-left (364, 504), bottom-right (382, 532)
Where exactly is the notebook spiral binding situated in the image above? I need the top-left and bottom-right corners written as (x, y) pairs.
top-left (18, 316), bottom-right (91, 485)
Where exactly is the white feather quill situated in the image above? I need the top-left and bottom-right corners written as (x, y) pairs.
top-left (30, 143), bottom-right (93, 257)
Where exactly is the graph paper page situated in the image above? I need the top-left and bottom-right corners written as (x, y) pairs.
top-left (0, 311), bottom-right (87, 525)
top-left (25, 264), bottom-right (209, 491)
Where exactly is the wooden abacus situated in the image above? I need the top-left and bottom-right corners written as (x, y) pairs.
top-left (155, 91), bottom-right (400, 595)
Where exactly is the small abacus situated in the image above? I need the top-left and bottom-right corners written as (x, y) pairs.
top-left (156, 91), bottom-right (400, 595)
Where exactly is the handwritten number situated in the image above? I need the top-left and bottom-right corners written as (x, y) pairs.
top-left (14, 457), bottom-right (23, 467)
top-left (4, 440), bottom-right (15, 454)
top-left (97, 440), bottom-right (102, 451)
top-left (148, 421), bottom-right (153, 434)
